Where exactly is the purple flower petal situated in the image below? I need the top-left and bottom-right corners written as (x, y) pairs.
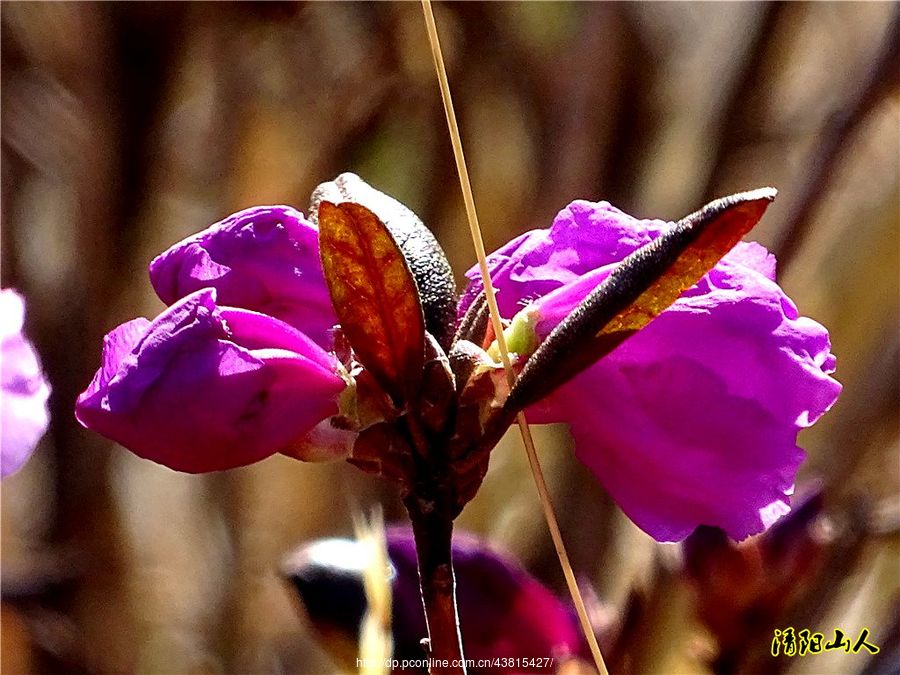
top-left (529, 358), bottom-right (803, 541)
top-left (529, 258), bottom-right (840, 431)
top-left (149, 205), bottom-right (338, 347)
top-left (220, 307), bottom-right (337, 373)
top-left (1, 289), bottom-right (51, 477)
top-left (76, 289), bottom-right (346, 473)
top-left (459, 201), bottom-right (669, 318)
top-left (467, 199), bottom-right (841, 541)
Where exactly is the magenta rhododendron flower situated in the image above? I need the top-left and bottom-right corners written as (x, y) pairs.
top-left (149, 205), bottom-right (337, 347)
top-left (1, 289), bottom-right (51, 477)
top-left (461, 200), bottom-right (841, 541)
top-left (77, 177), bottom-right (840, 546)
top-left (76, 175), bottom-right (842, 675)
top-left (75, 288), bottom-right (345, 472)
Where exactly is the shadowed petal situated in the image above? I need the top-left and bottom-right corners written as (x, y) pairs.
top-left (150, 205), bottom-right (337, 346)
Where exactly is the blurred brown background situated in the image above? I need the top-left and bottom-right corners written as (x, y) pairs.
top-left (1, 2), bottom-right (898, 674)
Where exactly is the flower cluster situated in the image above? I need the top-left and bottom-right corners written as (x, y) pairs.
top-left (75, 206), bottom-right (347, 473)
top-left (76, 179), bottom-right (841, 542)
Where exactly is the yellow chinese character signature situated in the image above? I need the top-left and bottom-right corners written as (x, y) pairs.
top-left (771, 628), bottom-right (879, 657)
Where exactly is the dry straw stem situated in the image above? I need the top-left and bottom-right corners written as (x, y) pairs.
top-left (354, 509), bottom-right (393, 675)
top-left (420, 2), bottom-right (610, 674)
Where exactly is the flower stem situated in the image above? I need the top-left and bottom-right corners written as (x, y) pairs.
top-left (420, 3), bottom-right (609, 674)
top-left (405, 493), bottom-right (466, 675)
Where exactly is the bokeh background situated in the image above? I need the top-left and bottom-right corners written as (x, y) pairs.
top-left (1, 2), bottom-right (898, 674)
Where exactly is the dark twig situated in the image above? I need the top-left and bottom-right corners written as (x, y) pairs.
top-left (404, 492), bottom-right (466, 675)
top-left (774, 7), bottom-right (900, 267)
top-left (703, 2), bottom-right (787, 203)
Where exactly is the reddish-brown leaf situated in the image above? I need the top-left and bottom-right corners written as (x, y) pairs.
top-left (318, 201), bottom-right (426, 401)
top-left (310, 173), bottom-right (458, 350)
top-left (595, 188), bottom-right (776, 339)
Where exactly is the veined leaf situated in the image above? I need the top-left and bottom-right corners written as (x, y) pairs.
top-left (311, 173), bottom-right (458, 350)
top-left (506, 188), bottom-right (777, 411)
top-left (319, 201), bottom-right (426, 402)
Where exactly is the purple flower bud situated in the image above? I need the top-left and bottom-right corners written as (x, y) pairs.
top-left (463, 200), bottom-right (841, 541)
top-left (149, 205), bottom-right (338, 347)
top-left (282, 527), bottom-right (582, 670)
top-left (1, 289), bottom-right (50, 477)
top-left (386, 528), bottom-right (582, 667)
top-left (75, 289), bottom-right (346, 473)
